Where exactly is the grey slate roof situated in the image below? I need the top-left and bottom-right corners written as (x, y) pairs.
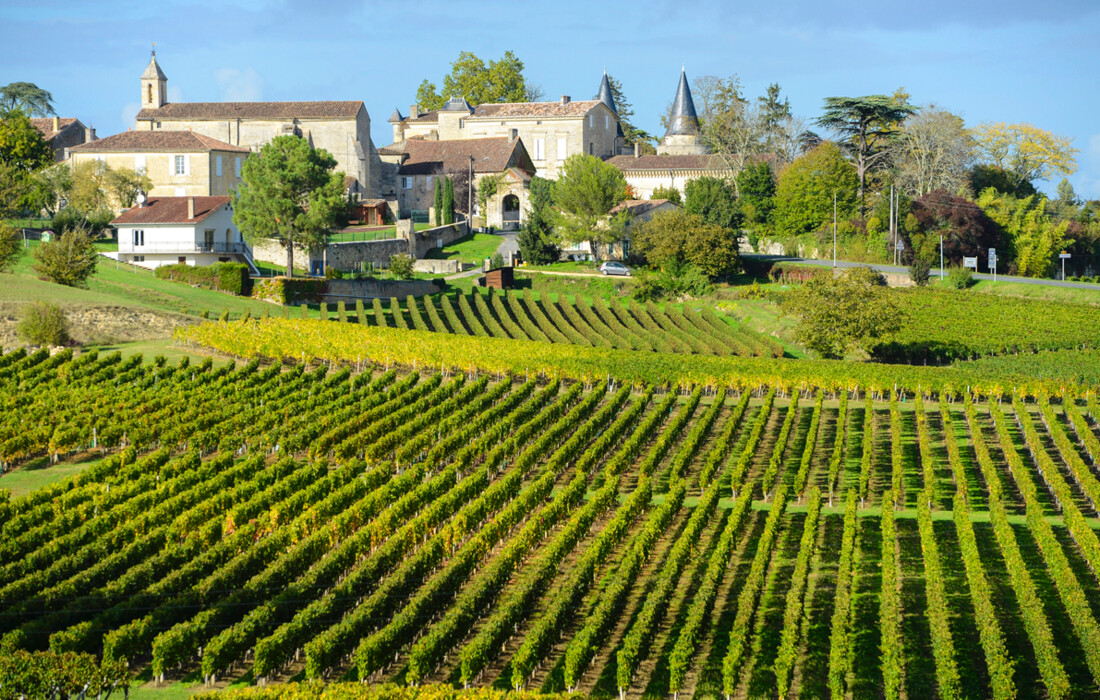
top-left (664, 69), bottom-right (701, 137)
top-left (388, 108), bottom-right (404, 123)
top-left (598, 71), bottom-right (617, 114)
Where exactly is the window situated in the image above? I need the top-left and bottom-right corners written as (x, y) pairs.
top-left (533, 138), bottom-right (545, 161)
top-left (605, 115), bottom-right (610, 130)
top-left (133, 229), bottom-right (144, 247)
top-left (557, 137), bottom-right (567, 160)
top-left (588, 115), bottom-right (593, 128)
top-left (425, 175), bottom-right (432, 189)
top-left (134, 155), bottom-right (145, 174)
top-left (235, 157), bottom-right (241, 177)
top-left (216, 156), bottom-right (223, 177)
top-left (588, 143), bottom-right (594, 155)
top-left (401, 176), bottom-right (412, 190)
top-left (173, 155), bottom-right (188, 176)
top-left (133, 255), bottom-right (144, 262)
top-left (204, 229), bottom-right (215, 249)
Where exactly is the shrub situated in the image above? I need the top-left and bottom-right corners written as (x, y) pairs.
top-left (218, 309), bottom-right (230, 322)
top-left (945, 266), bottom-right (973, 289)
top-left (389, 253), bottom-right (415, 280)
top-left (847, 266), bottom-right (887, 287)
top-left (491, 252), bottom-right (505, 269)
top-left (154, 262), bottom-right (250, 296)
top-left (909, 258), bottom-right (931, 286)
top-left (33, 229), bottom-right (98, 287)
top-left (17, 301), bottom-right (70, 347)
top-left (337, 301), bottom-right (347, 323)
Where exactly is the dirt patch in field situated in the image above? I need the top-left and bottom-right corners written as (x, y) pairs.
top-left (0, 301), bottom-right (195, 349)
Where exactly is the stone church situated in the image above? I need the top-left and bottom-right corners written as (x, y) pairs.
top-left (132, 52), bottom-right (382, 197)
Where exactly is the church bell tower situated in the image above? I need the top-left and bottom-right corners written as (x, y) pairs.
top-left (141, 50), bottom-right (168, 110)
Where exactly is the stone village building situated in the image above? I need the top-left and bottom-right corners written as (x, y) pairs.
top-left (385, 72), bottom-right (624, 182)
top-left (30, 117), bottom-right (97, 162)
top-left (68, 130), bottom-right (249, 201)
top-left (132, 52), bottom-right (383, 197)
top-left (378, 137), bottom-right (535, 229)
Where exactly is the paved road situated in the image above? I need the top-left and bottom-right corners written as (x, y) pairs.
top-left (746, 254), bottom-right (1100, 291)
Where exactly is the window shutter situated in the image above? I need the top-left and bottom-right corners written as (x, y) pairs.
top-left (216, 156), bottom-right (223, 177)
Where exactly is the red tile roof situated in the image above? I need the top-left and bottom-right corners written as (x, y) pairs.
top-left (396, 137), bottom-right (532, 176)
top-left (30, 118), bottom-right (80, 140)
top-left (471, 100), bottom-right (603, 118)
top-left (111, 196), bottom-right (231, 225)
top-left (136, 101), bottom-right (363, 121)
top-left (70, 130), bottom-right (249, 153)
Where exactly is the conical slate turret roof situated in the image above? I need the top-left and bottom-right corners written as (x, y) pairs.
top-left (598, 70), bottom-right (617, 114)
top-left (142, 51), bottom-right (167, 80)
top-left (388, 107), bottom-right (404, 123)
top-left (664, 68), bottom-right (700, 137)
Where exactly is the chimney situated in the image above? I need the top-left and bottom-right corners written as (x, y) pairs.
top-left (52, 116), bottom-right (60, 132)
top-left (409, 104), bottom-right (419, 119)
top-left (560, 95), bottom-right (571, 105)
top-left (85, 125), bottom-right (96, 142)
top-left (187, 197), bottom-right (195, 219)
top-left (634, 142), bottom-right (640, 158)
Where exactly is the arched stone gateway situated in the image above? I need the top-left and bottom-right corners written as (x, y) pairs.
top-left (502, 194), bottom-right (521, 225)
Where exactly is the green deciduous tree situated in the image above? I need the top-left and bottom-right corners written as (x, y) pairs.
top-left (650, 184), bottom-right (681, 206)
top-left (0, 224), bottom-right (23, 272)
top-left (630, 208), bottom-right (740, 279)
top-left (890, 107), bottom-right (973, 198)
top-left (773, 142), bottom-right (859, 236)
top-left (0, 110), bottom-right (52, 172)
top-left (0, 83), bottom-right (56, 116)
top-left (684, 176), bottom-right (741, 230)
top-left (781, 267), bottom-right (905, 358)
top-left (32, 228), bottom-right (98, 287)
top-left (1056, 177), bottom-right (1079, 206)
top-left (815, 95), bottom-right (916, 214)
top-left (232, 135), bottom-right (347, 277)
top-left (977, 188), bottom-right (1070, 277)
top-left (552, 154), bottom-right (628, 261)
top-left (416, 51), bottom-right (541, 110)
top-left (735, 162), bottom-right (776, 224)
top-left (973, 122), bottom-right (1078, 190)
top-left (517, 176), bottom-right (559, 264)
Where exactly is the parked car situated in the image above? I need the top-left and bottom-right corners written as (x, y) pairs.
top-left (599, 261), bottom-right (631, 276)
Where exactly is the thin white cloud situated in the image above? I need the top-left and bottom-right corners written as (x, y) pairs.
top-left (215, 68), bottom-right (263, 102)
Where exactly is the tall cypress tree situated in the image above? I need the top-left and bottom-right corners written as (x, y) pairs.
top-left (433, 177), bottom-right (442, 226)
top-left (442, 177), bottom-right (455, 225)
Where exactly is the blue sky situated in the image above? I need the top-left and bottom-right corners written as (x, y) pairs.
top-left (3, 0), bottom-right (1098, 198)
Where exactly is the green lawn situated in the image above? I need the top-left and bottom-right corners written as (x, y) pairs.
top-left (0, 456), bottom-right (100, 498)
top-left (424, 233), bottom-right (501, 265)
top-left (965, 278), bottom-right (1100, 305)
top-left (1, 241), bottom-right (313, 321)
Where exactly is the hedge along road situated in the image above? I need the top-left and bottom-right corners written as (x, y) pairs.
top-left (746, 254), bottom-right (1100, 290)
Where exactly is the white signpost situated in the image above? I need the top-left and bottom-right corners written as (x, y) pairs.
top-left (988, 248), bottom-right (997, 282)
top-left (963, 256), bottom-right (978, 270)
top-left (1060, 251), bottom-right (1071, 281)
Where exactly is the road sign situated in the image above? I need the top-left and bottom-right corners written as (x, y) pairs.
top-left (895, 241), bottom-right (904, 250)
top-left (963, 257), bottom-right (978, 270)
top-left (1059, 252), bottom-right (1072, 259)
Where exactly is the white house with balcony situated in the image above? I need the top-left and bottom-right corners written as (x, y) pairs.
top-left (110, 195), bottom-right (258, 272)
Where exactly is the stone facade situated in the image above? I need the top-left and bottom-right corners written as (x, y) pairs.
top-left (30, 118), bottom-right (96, 161)
top-left (606, 154), bottom-right (737, 200)
top-left (69, 131), bottom-right (247, 202)
top-left (388, 90), bottom-right (621, 180)
top-left (133, 52), bottom-right (381, 196)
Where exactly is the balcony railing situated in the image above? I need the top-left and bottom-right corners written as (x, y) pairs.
top-left (120, 242), bottom-right (252, 255)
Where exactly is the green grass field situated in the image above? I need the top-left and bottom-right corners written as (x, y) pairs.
top-left (424, 233), bottom-right (502, 265)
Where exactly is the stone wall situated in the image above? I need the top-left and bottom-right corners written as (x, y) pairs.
top-left (410, 221), bottom-right (467, 258)
top-left (412, 259), bottom-right (465, 274)
top-left (322, 278), bottom-right (444, 301)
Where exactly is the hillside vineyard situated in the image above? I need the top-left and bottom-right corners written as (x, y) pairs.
top-left (4, 349), bottom-right (1100, 698)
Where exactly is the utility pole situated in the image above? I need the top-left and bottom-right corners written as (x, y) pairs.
top-left (889, 185), bottom-right (896, 266)
top-left (939, 234), bottom-right (944, 280)
top-left (832, 192), bottom-right (837, 269)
